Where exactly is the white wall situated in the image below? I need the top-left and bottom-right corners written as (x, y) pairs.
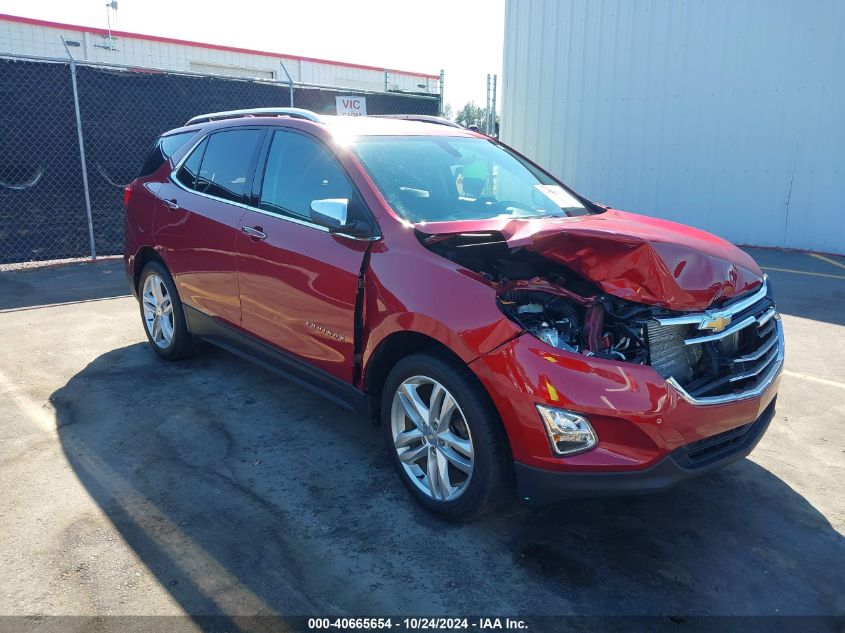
top-left (501, 0), bottom-right (845, 254)
top-left (0, 18), bottom-right (438, 95)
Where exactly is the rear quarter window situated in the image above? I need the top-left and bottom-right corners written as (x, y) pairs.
top-left (137, 131), bottom-right (198, 177)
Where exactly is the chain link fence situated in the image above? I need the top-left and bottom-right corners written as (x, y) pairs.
top-left (0, 54), bottom-right (441, 264)
top-left (0, 58), bottom-right (91, 262)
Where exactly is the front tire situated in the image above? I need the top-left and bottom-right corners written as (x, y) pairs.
top-left (381, 351), bottom-right (512, 521)
top-left (138, 261), bottom-right (197, 361)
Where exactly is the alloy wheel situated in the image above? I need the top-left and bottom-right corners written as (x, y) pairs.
top-left (141, 273), bottom-right (175, 349)
top-left (390, 375), bottom-right (474, 501)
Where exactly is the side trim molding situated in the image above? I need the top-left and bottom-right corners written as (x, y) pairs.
top-left (184, 305), bottom-right (369, 416)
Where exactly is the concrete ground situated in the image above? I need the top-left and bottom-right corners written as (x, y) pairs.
top-left (0, 249), bottom-right (843, 626)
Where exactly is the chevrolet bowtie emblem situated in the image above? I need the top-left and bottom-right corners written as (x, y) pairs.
top-left (701, 315), bottom-right (732, 332)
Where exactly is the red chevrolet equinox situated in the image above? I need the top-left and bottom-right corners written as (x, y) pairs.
top-left (124, 108), bottom-right (783, 520)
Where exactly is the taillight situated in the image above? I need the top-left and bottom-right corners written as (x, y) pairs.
top-left (123, 184), bottom-right (133, 209)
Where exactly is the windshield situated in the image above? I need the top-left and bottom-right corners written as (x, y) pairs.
top-left (352, 135), bottom-right (593, 223)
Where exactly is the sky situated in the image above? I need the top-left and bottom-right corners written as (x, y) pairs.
top-left (0, 0), bottom-right (505, 112)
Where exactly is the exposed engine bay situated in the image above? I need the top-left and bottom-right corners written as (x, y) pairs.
top-left (420, 231), bottom-right (658, 363)
top-left (419, 230), bottom-right (778, 400)
top-left (499, 278), bottom-right (656, 363)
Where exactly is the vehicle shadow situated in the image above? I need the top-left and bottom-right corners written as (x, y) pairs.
top-left (53, 343), bottom-right (845, 619)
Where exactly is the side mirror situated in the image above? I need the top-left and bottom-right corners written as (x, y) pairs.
top-left (309, 198), bottom-right (349, 231)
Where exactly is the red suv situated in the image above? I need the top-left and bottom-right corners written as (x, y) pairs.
top-left (124, 108), bottom-right (783, 520)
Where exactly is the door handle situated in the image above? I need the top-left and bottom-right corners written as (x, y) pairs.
top-left (242, 225), bottom-right (267, 240)
top-left (161, 198), bottom-right (180, 210)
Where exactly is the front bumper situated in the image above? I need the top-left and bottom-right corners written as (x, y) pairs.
top-left (514, 397), bottom-right (776, 505)
top-left (470, 324), bottom-right (782, 477)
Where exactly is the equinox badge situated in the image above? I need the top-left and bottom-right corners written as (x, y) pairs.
top-left (305, 320), bottom-right (345, 342)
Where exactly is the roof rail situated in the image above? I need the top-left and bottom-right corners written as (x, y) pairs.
top-left (371, 114), bottom-right (464, 129)
top-left (185, 107), bottom-right (322, 126)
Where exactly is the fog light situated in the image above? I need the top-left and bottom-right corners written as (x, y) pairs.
top-left (536, 405), bottom-right (597, 456)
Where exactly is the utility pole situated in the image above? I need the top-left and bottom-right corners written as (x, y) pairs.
top-left (490, 75), bottom-right (498, 137)
top-left (485, 74), bottom-right (491, 133)
top-left (439, 69), bottom-right (445, 117)
top-left (105, 1), bottom-right (118, 50)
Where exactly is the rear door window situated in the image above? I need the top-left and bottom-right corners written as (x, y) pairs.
top-left (195, 129), bottom-right (264, 204)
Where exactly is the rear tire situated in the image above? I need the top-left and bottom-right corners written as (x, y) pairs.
top-left (381, 351), bottom-right (512, 521)
top-left (138, 261), bottom-right (198, 361)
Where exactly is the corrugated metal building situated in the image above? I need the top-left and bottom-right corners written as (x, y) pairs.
top-left (500, 0), bottom-right (844, 254)
top-left (0, 13), bottom-right (440, 94)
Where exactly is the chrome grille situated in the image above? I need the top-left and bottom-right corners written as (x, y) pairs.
top-left (647, 278), bottom-right (783, 405)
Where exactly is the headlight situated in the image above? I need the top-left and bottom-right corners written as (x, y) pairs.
top-left (536, 405), bottom-right (598, 456)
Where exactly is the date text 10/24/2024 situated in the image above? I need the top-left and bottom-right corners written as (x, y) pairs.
top-left (307, 618), bottom-right (528, 630)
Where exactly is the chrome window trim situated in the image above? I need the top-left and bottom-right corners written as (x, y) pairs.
top-left (168, 132), bottom-right (379, 242)
top-left (654, 278), bottom-right (770, 328)
top-left (666, 319), bottom-right (784, 406)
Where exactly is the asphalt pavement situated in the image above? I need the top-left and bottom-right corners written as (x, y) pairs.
top-left (0, 248), bottom-right (842, 630)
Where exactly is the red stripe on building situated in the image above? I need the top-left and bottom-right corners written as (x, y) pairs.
top-left (0, 13), bottom-right (441, 80)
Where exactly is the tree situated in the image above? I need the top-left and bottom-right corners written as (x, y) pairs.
top-left (454, 101), bottom-right (488, 129)
top-left (441, 103), bottom-right (454, 120)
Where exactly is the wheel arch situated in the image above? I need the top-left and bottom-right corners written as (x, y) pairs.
top-left (364, 331), bottom-right (454, 418)
top-left (132, 246), bottom-right (165, 294)
top-left (364, 331), bottom-right (514, 458)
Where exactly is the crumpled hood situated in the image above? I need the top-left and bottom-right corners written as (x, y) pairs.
top-left (417, 209), bottom-right (763, 311)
